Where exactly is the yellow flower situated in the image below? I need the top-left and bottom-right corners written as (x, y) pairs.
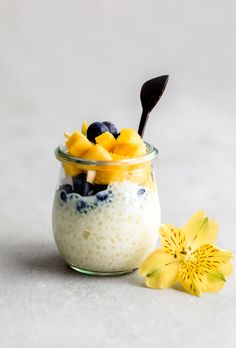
top-left (139, 211), bottom-right (233, 296)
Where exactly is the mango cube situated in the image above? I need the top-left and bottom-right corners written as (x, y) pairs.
top-left (117, 128), bottom-right (142, 144)
top-left (95, 131), bottom-right (117, 152)
top-left (63, 163), bottom-right (81, 177)
top-left (83, 144), bottom-right (113, 161)
top-left (113, 142), bottom-right (146, 158)
top-left (66, 131), bottom-right (93, 157)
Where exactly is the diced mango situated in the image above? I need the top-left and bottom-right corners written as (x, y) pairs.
top-left (65, 131), bottom-right (80, 148)
top-left (113, 142), bottom-right (146, 158)
top-left (111, 153), bottom-right (127, 160)
top-left (66, 131), bottom-right (93, 157)
top-left (94, 168), bottom-right (126, 185)
top-left (117, 128), bottom-right (142, 144)
top-left (95, 131), bottom-right (117, 152)
top-left (82, 144), bottom-right (113, 161)
top-left (63, 163), bottom-right (81, 177)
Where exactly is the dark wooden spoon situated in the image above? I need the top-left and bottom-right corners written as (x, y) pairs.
top-left (138, 75), bottom-right (169, 137)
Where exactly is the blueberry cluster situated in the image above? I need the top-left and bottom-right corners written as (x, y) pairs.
top-left (58, 181), bottom-right (113, 214)
top-left (59, 173), bottom-right (108, 198)
top-left (87, 121), bottom-right (119, 143)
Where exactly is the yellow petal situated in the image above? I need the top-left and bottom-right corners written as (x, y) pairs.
top-left (145, 263), bottom-right (179, 289)
top-left (159, 224), bottom-right (187, 260)
top-left (183, 211), bottom-right (218, 249)
top-left (138, 248), bottom-right (179, 289)
top-left (219, 261), bottom-right (234, 277)
top-left (178, 261), bottom-right (205, 296)
top-left (203, 280), bottom-right (225, 293)
top-left (191, 244), bottom-right (233, 273)
top-left (202, 271), bottom-right (226, 293)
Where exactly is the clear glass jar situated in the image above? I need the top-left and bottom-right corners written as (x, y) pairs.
top-left (52, 142), bottom-right (161, 276)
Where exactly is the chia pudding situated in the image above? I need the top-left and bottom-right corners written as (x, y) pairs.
top-left (52, 181), bottom-right (160, 273)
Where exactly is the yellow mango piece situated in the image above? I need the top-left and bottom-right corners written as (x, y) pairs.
top-left (94, 167), bottom-right (126, 185)
top-left (65, 131), bottom-right (80, 148)
top-left (81, 120), bottom-right (89, 136)
top-left (95, 131), bottom-right (117, 152)
top-left (113, 142), bottom-right (146, 158)
top-left (67, 131), bottom-right (93, 157)
top-left (117, 128), bottom-right (142, 144)
top-left (82, 144), bottom-right (113, 161)
top-left (111, 153), bottom-right (127, 160)
top-left (63, 163), bottom-right (81, 177)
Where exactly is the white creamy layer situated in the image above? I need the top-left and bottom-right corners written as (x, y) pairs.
top-left (52, 181), bottom-right (160, 272)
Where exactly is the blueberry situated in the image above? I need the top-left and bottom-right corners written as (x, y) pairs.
top-left (103, 121), bottom-right (119, 138)
top-left (60, 190), bottom-right (67, 202)
top-left (73, 173), bottom-right (94, 196)
top-left (96, 191), bottom-right (109, 201)
top-left (59, 184), bottom-right (73, 194)
top-left (76, 200), bottom-right (89, 212)
top-left (93, 184), bottom-right (108, 194)
top-left (137, 188), bottom-right (146, 196)
top-left (87, 122), bottom-right (109, 143)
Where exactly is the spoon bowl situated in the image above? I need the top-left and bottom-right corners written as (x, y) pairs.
top-left (138, 75), bottom-right (169, 137)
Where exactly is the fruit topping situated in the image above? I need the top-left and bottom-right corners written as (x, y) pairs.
top-left (103, 121), bottom-right (118, 138)
top-left (113, 142), bottom-right (146, 158)
top-left (66, 131), bottom-right (92, 157)
top-left (83, 144), bottom-right (113, 161)
top-left (96, 191), bottom-right (109, 201)
top-left (87, 122), bottom-right (109, 143)
top-left (73, 173), bottom-right (94, 196)
top-left (137, 188), bottom-right (146, 196)
top-left (59, 184), bottom-right (73, 194)
top-left (76, 199), bottom-right (90, 213)
top-left (95, 131), bottom-right (117, 152)
top-left (93, 184), bottom-right (108, 194)
top-left (60, 190), bottom-right (67, 202)
top-left (117, 128), bottom-right (142, 144)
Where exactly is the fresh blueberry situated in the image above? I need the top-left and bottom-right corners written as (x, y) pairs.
top-left (93, 184), bottom-right (108, 194)
top-left (87, 122), bottom-right (109, 143)
top-left (60, 190), bottom-right (67, 202)
top-left (59, 184), bottom-right (73, 194)
top-left (76, 200), bottom-right (89, 213)
top-left (103, 121), bottom-right (119, 138)
top-left (73, 173), bottom-right (94, 196)
top-left (137, 188), bottom-right (146, 196)
top-left (96, 191), bottom-right (109, 201)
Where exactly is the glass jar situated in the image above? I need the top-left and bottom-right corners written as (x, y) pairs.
top-left (52, 142), bottom-right (160, 276)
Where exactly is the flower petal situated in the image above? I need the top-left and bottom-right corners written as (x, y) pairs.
top-left (183, 211), bottom-right (218, 249)
top-left (178, 262), bottom-right (205, 296)
top-left (202, 271), bottom-right (226, 293)
top-left (219, 261), bottom-right (234, 277)
top-left (159, 224), bottom-right (187, 260)
top-left (145, 263), bottom-right (179, 289)
top-left (138, 248), bottom-right (179, 289)
top-left (191, 244), bottom-right (233, 273)
top-left (139, 248), bottom-right (174, 276)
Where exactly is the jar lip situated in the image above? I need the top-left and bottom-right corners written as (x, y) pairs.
top-left (55, 141), bottom-right (158, 166)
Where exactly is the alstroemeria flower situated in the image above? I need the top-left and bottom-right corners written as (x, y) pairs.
top-left (139, 211), bottom-right (233, 296)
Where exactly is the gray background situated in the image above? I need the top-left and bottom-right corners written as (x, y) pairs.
top-left (0, 1), bottom-right (236, 347)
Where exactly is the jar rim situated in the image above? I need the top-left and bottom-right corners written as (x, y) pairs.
top-left (55, 141), bottom-right (158, 166)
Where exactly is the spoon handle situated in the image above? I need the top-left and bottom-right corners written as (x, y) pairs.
top-left (138, 110), bottom-right (150, 138)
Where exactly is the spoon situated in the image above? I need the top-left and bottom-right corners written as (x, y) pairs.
top-left (138, 75), bottom-right (169, 138)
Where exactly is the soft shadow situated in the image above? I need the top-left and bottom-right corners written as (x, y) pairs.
top-left (11, 241), bottom-right (79, 279)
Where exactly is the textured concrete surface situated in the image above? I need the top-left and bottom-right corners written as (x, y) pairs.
top-left (0, 1), bottom-right (236, 347)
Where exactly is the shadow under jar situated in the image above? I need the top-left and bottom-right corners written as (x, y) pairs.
top-left (52, 142), bottom-right (161, 276)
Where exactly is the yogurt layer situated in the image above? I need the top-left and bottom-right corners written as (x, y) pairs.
top-left (52, 181), bottom-right (160, 272)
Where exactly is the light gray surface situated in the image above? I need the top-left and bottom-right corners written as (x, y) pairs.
top-left (0, 1), bottom-right (236, 347)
